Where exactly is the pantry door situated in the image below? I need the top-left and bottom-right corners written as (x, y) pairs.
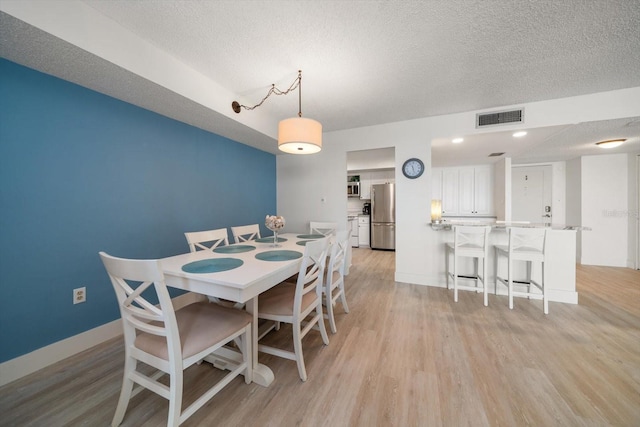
top-left (512, 165), bottom-right (552, 224)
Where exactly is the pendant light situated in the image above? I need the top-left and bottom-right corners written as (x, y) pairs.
top-left (232, 70), bottom-right (322, 154)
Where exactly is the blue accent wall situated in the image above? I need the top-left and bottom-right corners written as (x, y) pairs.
top-left (0, 59), bottom-right (276, 362)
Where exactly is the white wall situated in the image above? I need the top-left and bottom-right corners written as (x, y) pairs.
top-left (278, 88), bottom-right (640, 286)
top-left (566, 157), bottom-right (582, 261)
top-left (581, 154), bottom-right (629, 267)
top-left (628, 153), bottom-right (640, 268)
top-left (551, 162), bottom-right (567, 226)
top-left (493, 158), bottom-right (511, 221)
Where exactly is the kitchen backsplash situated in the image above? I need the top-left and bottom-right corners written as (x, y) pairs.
top-left (348, 198), bottom-right (366, 214)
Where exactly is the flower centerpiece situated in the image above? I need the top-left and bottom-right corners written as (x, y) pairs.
top-left (265, 215), bottom-right (286, 247)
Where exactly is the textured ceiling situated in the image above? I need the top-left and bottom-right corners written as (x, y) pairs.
top-left (1, 0), bottom-right (640, 159)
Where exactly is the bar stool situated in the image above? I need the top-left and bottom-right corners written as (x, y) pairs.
top-left (446, 225), bottom-right (491, 306)
top-left (494, 227), bottom-right (548, 314)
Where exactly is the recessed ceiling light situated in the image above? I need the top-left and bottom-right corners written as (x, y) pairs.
top-left (595, 139), bottom-right (626, 149)
top-left (452, 137), bottom-right (464, 143)
top-left (513, 131), bottom-right (527, 138)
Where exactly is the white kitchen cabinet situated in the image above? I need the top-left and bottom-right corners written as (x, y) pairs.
top-left (347, 170), bottom-right (394, 200)
top-left (359, 172), bottom-right (371, 200)
top-left (371, 169), bottom-right (395, 186)
top-left (441, 168), bottom-right (460, 216)
top-left (433, 165), bottom-right (493, 216)
top-left (358, 216), bottom-right (370, 247)
top-left (471, 166), bottom-right (493, 215)
top-left (349, 217), bottom-right (359, 247)
top-left (458, 168), bottom-right (475, 214)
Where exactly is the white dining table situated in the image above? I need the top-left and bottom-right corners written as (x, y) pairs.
top-left (159, 232), bottom-right (327, 387)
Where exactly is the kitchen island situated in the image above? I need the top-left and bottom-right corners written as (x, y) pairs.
top-left (430, 221), bottom-right (585, 304)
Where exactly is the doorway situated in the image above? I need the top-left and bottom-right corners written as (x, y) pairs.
top-left (346, 147), bottom-right (395, 250)
top-left (512, 165), bottom-right (552, 224)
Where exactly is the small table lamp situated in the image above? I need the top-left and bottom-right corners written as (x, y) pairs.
top-left (431, 199), bottom-right (442, 224)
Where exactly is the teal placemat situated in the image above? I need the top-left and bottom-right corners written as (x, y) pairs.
top-left (297, 234), bottom-right (325, 239)
top-left (213, 245), bottom-right (256, 254)
top-left (182, 258), bottom-right (243, 273)
top-left (255, 237), bottom-right (288, 243)
top-left (255, 250), bottom-right (302, 261)
top-left (296, 240), bottom-right (311, 246)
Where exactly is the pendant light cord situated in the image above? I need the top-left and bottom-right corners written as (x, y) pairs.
top-left (232, 70), bottom-right (303, 114)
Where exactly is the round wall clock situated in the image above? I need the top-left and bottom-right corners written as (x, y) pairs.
top-left (402, 158), bottom-right (424, 179)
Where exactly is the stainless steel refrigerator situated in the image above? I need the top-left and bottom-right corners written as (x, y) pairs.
top-left (371, 183), bottom-right (395, 250)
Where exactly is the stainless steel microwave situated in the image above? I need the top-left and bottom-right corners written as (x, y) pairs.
top-left (347, 182), bottom-right (360, 197)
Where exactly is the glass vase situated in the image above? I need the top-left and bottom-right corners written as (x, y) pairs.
top-left (267, 227), bottom-right (281, 248)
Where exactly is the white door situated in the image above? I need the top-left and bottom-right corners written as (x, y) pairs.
top-left (512, 165), bottom-right (552, 224)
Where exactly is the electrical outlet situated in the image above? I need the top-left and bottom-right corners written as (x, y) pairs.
top-left (73, 287), bottom-right (86, 304)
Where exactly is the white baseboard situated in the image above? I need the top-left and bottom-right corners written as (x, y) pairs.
top-left (395, 272), bottom-right (445, 287)
top-left (0, 292), bottom-right (201, 387)
top-left (0, 318), bottom-right (123, 387)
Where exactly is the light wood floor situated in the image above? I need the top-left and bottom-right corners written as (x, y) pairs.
top-left (1, 249), bottom-right (639, 426)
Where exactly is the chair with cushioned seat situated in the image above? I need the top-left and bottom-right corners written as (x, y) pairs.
top-left (446, 225), bottom-right (491, 306)
top-left (494, 227), bottom-right (548, 314)
top-left (100, 252), bottom-right (252, 427)
top-left (256, 238), bottom-right (330, 381)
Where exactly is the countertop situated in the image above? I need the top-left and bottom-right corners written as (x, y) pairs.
top-left (430, 221), bottom-right (590, 231)
top-left (348, 212), bottom-right (369, 219)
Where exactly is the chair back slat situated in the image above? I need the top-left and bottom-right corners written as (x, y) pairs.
top-left (310, 221), bottom-right (338, 236)
top-left (452, 225), bottom-right (491, 251)
top-left (185, 228), bottom-right (229, 252)
top-left (231, 224), bottom-right (261, 243)
top-left (294, 238), bottom-right (330, 313)
top-left (507, 227), bottom-right (546, 253)
top-left (329, 230), bottom-right (349, 276)
top-left (99, 252), bottom-right (179, 354)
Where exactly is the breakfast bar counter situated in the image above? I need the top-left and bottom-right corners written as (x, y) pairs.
top-left (430, 221), bottom-right (584, 304)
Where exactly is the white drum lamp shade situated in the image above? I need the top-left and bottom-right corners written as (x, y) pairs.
top-left (278, 117), bottom-right (322, 154)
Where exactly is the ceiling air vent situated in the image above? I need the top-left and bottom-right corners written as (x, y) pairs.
top-left (488, 152), bottom-right (505, 157)
top-left (476, 108), bottom-right (524, 128)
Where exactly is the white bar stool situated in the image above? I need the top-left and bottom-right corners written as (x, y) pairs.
top-left (494, 227), bottom-right (548, 314)
top-left (446, 225), bottom-right (491, 306)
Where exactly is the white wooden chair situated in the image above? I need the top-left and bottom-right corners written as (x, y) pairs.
top-left (256, 238), bottom-right (330, 381)
top-left (231, 224), bottom-right (261, 243)
top-left (324, 229), bottom-right (351, 334)
top-left (99, 252), bottom-right (252, 427)
top-left (445, 225), bottom-right (491, 306)
top-left (184, 228), bottom-right (243, 308)
top-left (184, 228), bottom-right (229, 252)
top-left (309, 221), bottom-right (338, 236)
top-left (495, 227), bottom-right (549, 314)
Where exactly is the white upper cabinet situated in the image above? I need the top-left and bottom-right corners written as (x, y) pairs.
top-left (359, 172), bottom-right (371, 199)
top-left (432, 165), bottom-right (494, 216)
top-left (471, 166), bottom-right (493, 215)
top-left (441, 168), bottom-right (460, 216)
top-left (358, 169), bottom-right (394, 200)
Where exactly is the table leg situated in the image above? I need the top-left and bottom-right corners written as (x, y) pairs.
top-left (245, 297), bottom-right (274, 387)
